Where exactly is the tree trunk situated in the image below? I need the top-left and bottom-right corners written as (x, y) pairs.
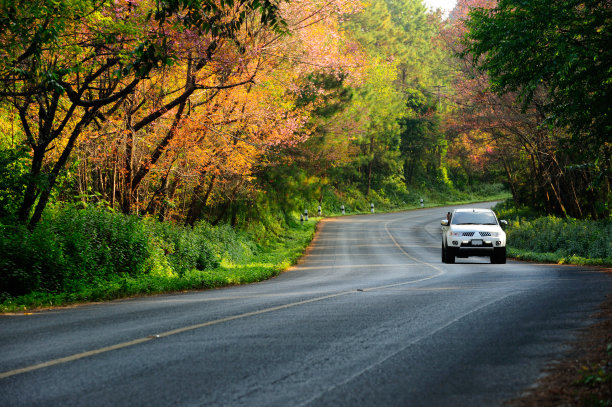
top-left (28, 108), bottom-right (98, 228)
top-left (18, 145), bottom-right (45, 223)
top-left (501, 156), bottom-right (520, 208)
top-left (122, 124), bottom-right (134, 214)
top-left (212, 183), bottom-right (240, 226)
top-left (158, 179), bottom-right (179, 222)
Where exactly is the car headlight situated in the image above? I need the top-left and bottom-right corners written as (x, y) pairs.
top-left (449, 231), bottom-right (462, 236)
top-left (490, 232), bottom-right (499, 237)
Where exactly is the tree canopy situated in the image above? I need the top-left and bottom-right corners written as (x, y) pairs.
top-left (447, 0), bottom-right (611, 218)
top-left (463, 0), bottom-right (611, 160)
top-left (2, 0), bottom-right (609, 230)
top-left (0, 0), bottom-right (289, 226)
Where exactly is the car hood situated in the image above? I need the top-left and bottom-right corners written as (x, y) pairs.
top-left (449, 224), bottom-right (505, 233)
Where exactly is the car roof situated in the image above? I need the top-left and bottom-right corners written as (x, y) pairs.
top-left (453, 208), bottom-right (493, 213)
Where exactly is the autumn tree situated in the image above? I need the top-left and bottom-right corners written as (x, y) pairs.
top-left (66, 0), bottom-right (367, 225)
top-left (0, 0), bottom-right (286, 227)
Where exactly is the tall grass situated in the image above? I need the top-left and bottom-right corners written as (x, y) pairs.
top-left (494, 202), bottom-right (612, 266)
top-left (0, 206), bottom-right (155, 297)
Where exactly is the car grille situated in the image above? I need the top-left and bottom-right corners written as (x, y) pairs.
top-left (461, 241), bottom-right (493, 248)
top-left (458, 232), bottom-right (494, 237)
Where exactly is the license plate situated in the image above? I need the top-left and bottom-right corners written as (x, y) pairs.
top-left (471, 239), bottom-right (483, 246)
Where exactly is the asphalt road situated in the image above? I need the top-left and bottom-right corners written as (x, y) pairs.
top-left (1, 202), bottom-right (611, 406)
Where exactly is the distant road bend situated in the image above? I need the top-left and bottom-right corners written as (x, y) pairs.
top-left (1, 202), bottom-right (611, 406)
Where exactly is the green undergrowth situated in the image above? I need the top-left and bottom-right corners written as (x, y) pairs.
top-left (0, 205), bottom-right (317, 312)
top-left (494, 201), bottom-right (612, 267)
top-left (507, 248), bottom-right (611, 267)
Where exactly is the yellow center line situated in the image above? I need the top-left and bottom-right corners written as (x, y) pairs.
top-left (0, 338), bottom-right (153, 380)
top-left (0, 291), bottom-right (354, 380)
top-left (296, 263), bottom-right (418, 271)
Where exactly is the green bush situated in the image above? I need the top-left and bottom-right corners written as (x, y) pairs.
top-left (0, 223), bottom-right (66, 296)
top-left (493, 199), bottom-right (543, 221)
top-left (151, 221), bottom-right (219, 275)
top-left (53, 206), bottom-right (153, 277)
top-left (0, 204), bottom-right (311, 311)
top-left (149, 221), bottom-right (257, 276)
top-left (0, 206), bottom-right (156, 297)
top-left (201, 223), bottom-right (258, 263)
top-left (499, 208), bottom-right (612, 265)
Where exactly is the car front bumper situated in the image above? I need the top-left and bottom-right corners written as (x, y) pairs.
top-left (447, 238), bottom-right (505, 256)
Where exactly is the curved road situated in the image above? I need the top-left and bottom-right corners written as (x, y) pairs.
top-left (1, 203), bottom-right (611, 406)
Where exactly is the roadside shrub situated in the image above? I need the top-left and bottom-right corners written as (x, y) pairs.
top-left (199, 223), bottom-right (257, 263)
top-left (493, 200), bottom-right (542, 221)
top-left (151, 221), bottom-right (220, 275)
top-left (0, 223), bottom-right (67, 296)
top-left (469, 183), bottom-right (507, 199)
top-left (505, 216), bottom-right (612, 263)
top-left (0, 205), bottom-right (157, 298)
top-left (52, 206), bottom-right (153, 278)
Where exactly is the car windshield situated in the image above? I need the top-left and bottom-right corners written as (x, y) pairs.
top-left (451, 211), bottom-right (497, 225)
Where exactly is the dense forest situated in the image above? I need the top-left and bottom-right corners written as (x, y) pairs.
top-left (0, 0), bottom-right (610, 303)
top-left (0, 0), bottom-right (495, 228)
top-left (1, 0), bottom-right (608, 226)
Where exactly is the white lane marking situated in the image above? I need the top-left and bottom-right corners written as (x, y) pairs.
top-left (384, 217), bottom-right (447, 277)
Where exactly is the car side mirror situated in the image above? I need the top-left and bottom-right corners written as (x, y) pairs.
top-left (500, 220), bottom-right (508, 227)
top-left (441, 219), bottom-right (449, 226)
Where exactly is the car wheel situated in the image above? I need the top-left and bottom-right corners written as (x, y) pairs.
top-left (444, 246), bottom-right (455, 264)
top-left (441, 243), bottom-right (446, 262)
top-left (491, 247), bottom-right (506, 264)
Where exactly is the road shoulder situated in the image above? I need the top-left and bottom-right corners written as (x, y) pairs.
top-left (507, 289), bottom-right (612, 406)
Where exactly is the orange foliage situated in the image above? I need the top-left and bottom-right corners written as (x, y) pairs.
top-left (71, 0), bottom-right (366, 220)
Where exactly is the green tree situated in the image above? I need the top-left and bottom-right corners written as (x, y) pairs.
top-left (340, 0), bottom-right (450, 196)
top-left (385, 0), bottom-right (445, 87)
top-left (463, 0), bottom-right (611, 167)
top-left (347, 59), bottom-right (405, 195)
top-left (399, 89), bottom-right (448, 188)
top-left (344, 0), bottom-right (444, 88)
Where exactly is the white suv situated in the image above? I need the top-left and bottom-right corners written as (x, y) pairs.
top-left (441, 208), bottom-right (508, 264)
